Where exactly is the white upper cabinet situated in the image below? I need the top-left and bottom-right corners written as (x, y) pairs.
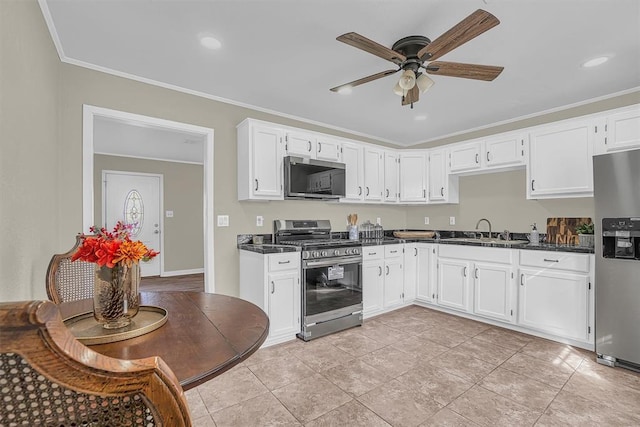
top-left (428, 148), bottom-right (459, 204)
top-left (599, 106), bottom-right (640, 153)
top-left (383, 151), bottom-right (399, 203)
top-left (399, 151), bottom-right (427, 203)
top-left (363, 147), bottom-right (384, 202)
top-left (316, 137), bottom-right (342, 162)
top-left (484, 133), bottom-right (528, 169)
top-left (237, 119), bottom-right (284, 201)
top-left (285, 130), bottom-right (316, 158)
top-left (341, 141), bottom-right (364, 202)
top-left (449, 141), bottom-right (482, 173)
top-left (527, 118), bottom-right (595, 199)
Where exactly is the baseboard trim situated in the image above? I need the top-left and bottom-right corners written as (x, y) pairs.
top-left (161, 268), bottom-right (205, 277)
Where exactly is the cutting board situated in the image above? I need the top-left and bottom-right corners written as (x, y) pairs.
top-left (393, 231), bottom-right (436, 239)
top-left (546, 217), bottom-right (592, 245)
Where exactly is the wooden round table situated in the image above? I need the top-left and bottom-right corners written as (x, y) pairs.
top-left (59, 291), bottom-right (269, 390)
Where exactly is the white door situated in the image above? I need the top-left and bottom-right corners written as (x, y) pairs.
top-left (103, 171), bottom-right (162, 277)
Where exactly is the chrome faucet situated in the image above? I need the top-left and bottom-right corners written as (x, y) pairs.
top-left (475, 218), bottom-right (492, 239)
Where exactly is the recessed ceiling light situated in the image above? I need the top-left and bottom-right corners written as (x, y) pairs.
top-left (200, 35), bottom-right (222, 50)
top-left (414, 115), bottom-right (427, 121)
top-left (582, 56), bottom-right (609, 68)
top-left (337, 87), bottom-right (352, 95)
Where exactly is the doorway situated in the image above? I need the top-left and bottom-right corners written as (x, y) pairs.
top-left (103, 170), bottom-right (163, 277)
top-left (82, 105), bottom-right (215, 292)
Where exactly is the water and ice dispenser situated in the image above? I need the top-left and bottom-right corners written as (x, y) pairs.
top-left (602, 217), bottom-right (640, 260)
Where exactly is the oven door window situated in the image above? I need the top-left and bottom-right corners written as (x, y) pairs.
top-left (304, 262), bottom-right (361, 316)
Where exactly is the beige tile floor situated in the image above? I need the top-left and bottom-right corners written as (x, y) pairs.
top-left (186, 305), bottom-right (640, 426)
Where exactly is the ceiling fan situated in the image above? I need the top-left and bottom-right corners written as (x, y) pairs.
top-left (330, 9), bottom-right (504, 108)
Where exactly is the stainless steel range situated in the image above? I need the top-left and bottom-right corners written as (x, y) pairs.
top-left (274, 220), bottom-right (362, 341)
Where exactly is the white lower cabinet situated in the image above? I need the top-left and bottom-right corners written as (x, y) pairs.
top-left (383, 245), bottom-right (404, 309)
top-left (415, 244), bottom-right (437, 304)
top-left (437, 258), bottom-right (472, 312)
top-left (436, 245), bottom-right (515, 315)
top-left (239, 250), bottom-right (300, 346)
top-left (518, 250), bottom-right (592, 342)
top-left (362, 245), bottom-right (406, 317)
top-left (473, 261), bottom-right (515, 323)
top-left (362, 248), bottom-right (384, 317)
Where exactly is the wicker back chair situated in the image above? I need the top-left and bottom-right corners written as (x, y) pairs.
top-left (0, 300), bottom-right (192, 426)
top-left (46, 235), bottom-right (95, 304)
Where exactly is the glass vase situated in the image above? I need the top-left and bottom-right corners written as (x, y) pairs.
top-left (93, 263), bottom-right (140, 329)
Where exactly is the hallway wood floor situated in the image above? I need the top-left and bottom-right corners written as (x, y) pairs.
top-left (140, 273), bottom-right (204, 292)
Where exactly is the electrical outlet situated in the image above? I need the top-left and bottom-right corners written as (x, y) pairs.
top-left (165, 210), bottom-right (174, 218)
top-left (217, 215), bottom-right (229, 227)
top-left (424, 216), bottom-right (430, 225)
top-left (256, 216), bottom-right (264, 227)
top-left (376, 217), bottom-right (381, 225)
top-left (449, 216), bottom-right (456, 225)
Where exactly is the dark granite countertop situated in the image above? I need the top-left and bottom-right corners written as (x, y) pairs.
top-left (238, 244), bottom-right (301, 254)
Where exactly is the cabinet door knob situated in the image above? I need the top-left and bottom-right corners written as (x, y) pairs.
top-left (475, 268), bottom-right (479, 279)
top-left (414, 248), bottom-right (417, 256)
top-left (440, 187), bottom-right (444, 197)
top-left (378, 266), bottom-right (382, 276)
top-left (463, 266), bottom-right (468, 277)
top-left (358, 186), bottom-right (362, 195)
top-left (308, 141), bottom-right (312, 151)
top-left (271, 281), bottom-right (275, 294)
top-left (475, 153), bottom-right (479, 164)
top-left (366, 187), bottom-right (370, 196)
top-left (318, 142), bottom-right (322, 152)
top-left (386, 265), bottom-right (390, 275)
top-left (487, 151), bottom-right (491, 162)
top-left (255, 179), bottom-right (259, 191)
top-left (520, 275), bottom-right (524, 286)
top-left (386, 189), bottom-right (390, 197)
top-left (531, 179), bottom-right (535, 191)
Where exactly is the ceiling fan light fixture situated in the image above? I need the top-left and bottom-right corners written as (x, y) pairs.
top-left (582, 56), bottom-right (609, 68)
top-left (398, 69), bottom-right (416, 90)
top-left (199, 35), bottom-right (222, 50)
top-left (416, 74), bottom-right (435, 93)
top-left (393, 82), bottom-right (404, 96)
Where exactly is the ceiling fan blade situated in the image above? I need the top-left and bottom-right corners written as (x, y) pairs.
top-left (418, 9), bottom-right (499, 61)
top-left (402, 85), bottom-right (420, 106)
top-left (330, 69), bottom-right (399, 92)
top-left (425, 61), bottom-right (503, 81)
top-left (337, 32), bottom-right (407, 65)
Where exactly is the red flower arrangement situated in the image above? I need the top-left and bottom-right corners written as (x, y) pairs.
top-left (72, 222), bottom-right (159, 268)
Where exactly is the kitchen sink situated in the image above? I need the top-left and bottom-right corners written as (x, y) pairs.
top-left (440, 238), bottom-right (529, 246)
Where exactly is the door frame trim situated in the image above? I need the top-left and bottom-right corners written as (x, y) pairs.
top-left (83, 104), bottom-right (216, 292)
top-left (102, 170), bottom-right (165, 277)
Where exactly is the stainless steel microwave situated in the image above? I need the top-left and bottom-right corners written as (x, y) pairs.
top-left (284, 156), bottom-right (346, 200)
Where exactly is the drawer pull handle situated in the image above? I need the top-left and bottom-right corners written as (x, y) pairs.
top-left (544, 258), bottom-right (559, 263)
top-left (278, 260), bottom-right (291, 264)
top-left (390, 250), bottom-right (397, 254)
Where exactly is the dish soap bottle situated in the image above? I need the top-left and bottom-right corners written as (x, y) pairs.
top-left (530, 223), bottom-right (540, 245)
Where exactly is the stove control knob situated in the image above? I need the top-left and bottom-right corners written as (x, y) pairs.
top-left (334, 249), bottom-right (340, 256)
top-left (352, 248), bottom-right (359, 255)
top-left (312, 251), bottom-right (318, 258)
top-left (321, 250), bottom-right (328, 257)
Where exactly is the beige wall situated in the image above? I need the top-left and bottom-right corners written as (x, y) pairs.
top-left (0, 1), bottom-right (637, 301)
top-left (0, 0), bottom-right (61, 301)
top-left (405, 170), bottom-right (594, 233)
top-left (94, 155), bottom-right (204, 272)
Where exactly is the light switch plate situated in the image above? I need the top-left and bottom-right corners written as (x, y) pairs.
top-left (217, 215), bottom-right (229, 227)
top-left (165, 210), bottom-right (174, 218)
top-left (424, 217), bottom-right (430, 225)
top-left (256, 216), bottom-right (264, 227)
top-left (449, 216), bottom-right (456, 225)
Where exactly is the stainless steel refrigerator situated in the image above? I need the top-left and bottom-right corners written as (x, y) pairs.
top-left (594, 148), bottom-right (640, 371)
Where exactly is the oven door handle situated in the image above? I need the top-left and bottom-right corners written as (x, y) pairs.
top-left (303, 256), bottom-right (362, 268)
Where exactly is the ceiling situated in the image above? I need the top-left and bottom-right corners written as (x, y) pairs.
top-left (41, 0), bottom-right (640, 147)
